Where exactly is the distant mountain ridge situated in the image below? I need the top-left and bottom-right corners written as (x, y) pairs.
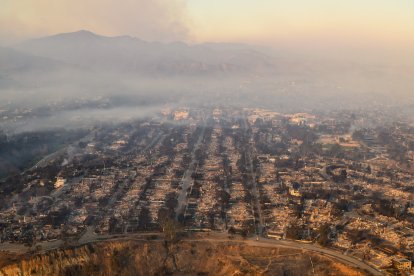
top-left (14, 30), bottom-right (275, 76)
top-left (2, 30), bottom-right (411, 109)
top-left (0, 46), bottom-right (69, 74)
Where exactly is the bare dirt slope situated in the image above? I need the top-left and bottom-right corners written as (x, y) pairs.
top-left (0, 240), bottom-right (365, 276)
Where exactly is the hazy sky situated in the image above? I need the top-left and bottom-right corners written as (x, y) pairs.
top-left (190, 0), bottom-right (414, 43)
top-left (1, 0), bottom-right (413, 50)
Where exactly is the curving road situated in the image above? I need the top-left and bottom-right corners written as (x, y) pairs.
top-left (247, 238), bottom-right (383, 276)
top-left (0, 231), bottom-right (383, 275)
top-left (186, 234), bottom-right (383, 276)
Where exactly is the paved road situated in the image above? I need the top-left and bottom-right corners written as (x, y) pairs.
top-left (175, 124), bottom-right (206, 219)
top-left (250, 238), bottom-right (382, 276)
top-left (242, 117), bottom-right (264, 236)
top-left (88, 233), bottom-right (383, 276)
top-left (186, 235), bottom-right (383, 276)
top-left (0, 232), bottom-right (382, 275)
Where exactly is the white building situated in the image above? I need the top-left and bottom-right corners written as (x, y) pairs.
top-left (54, 177), bottom-right (66, 189)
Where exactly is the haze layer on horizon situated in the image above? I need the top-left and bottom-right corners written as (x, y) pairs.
top-left (1, 0), bottom-right (414, 62)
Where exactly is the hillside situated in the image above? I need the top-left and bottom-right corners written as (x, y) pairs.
top-left (0, 239), bottom-right (365, 276)
top-left (14, 30), bottom-right (274, 76)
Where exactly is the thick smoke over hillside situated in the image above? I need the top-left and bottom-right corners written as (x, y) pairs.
top-left (0, 31), bottom-right (413, 132)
